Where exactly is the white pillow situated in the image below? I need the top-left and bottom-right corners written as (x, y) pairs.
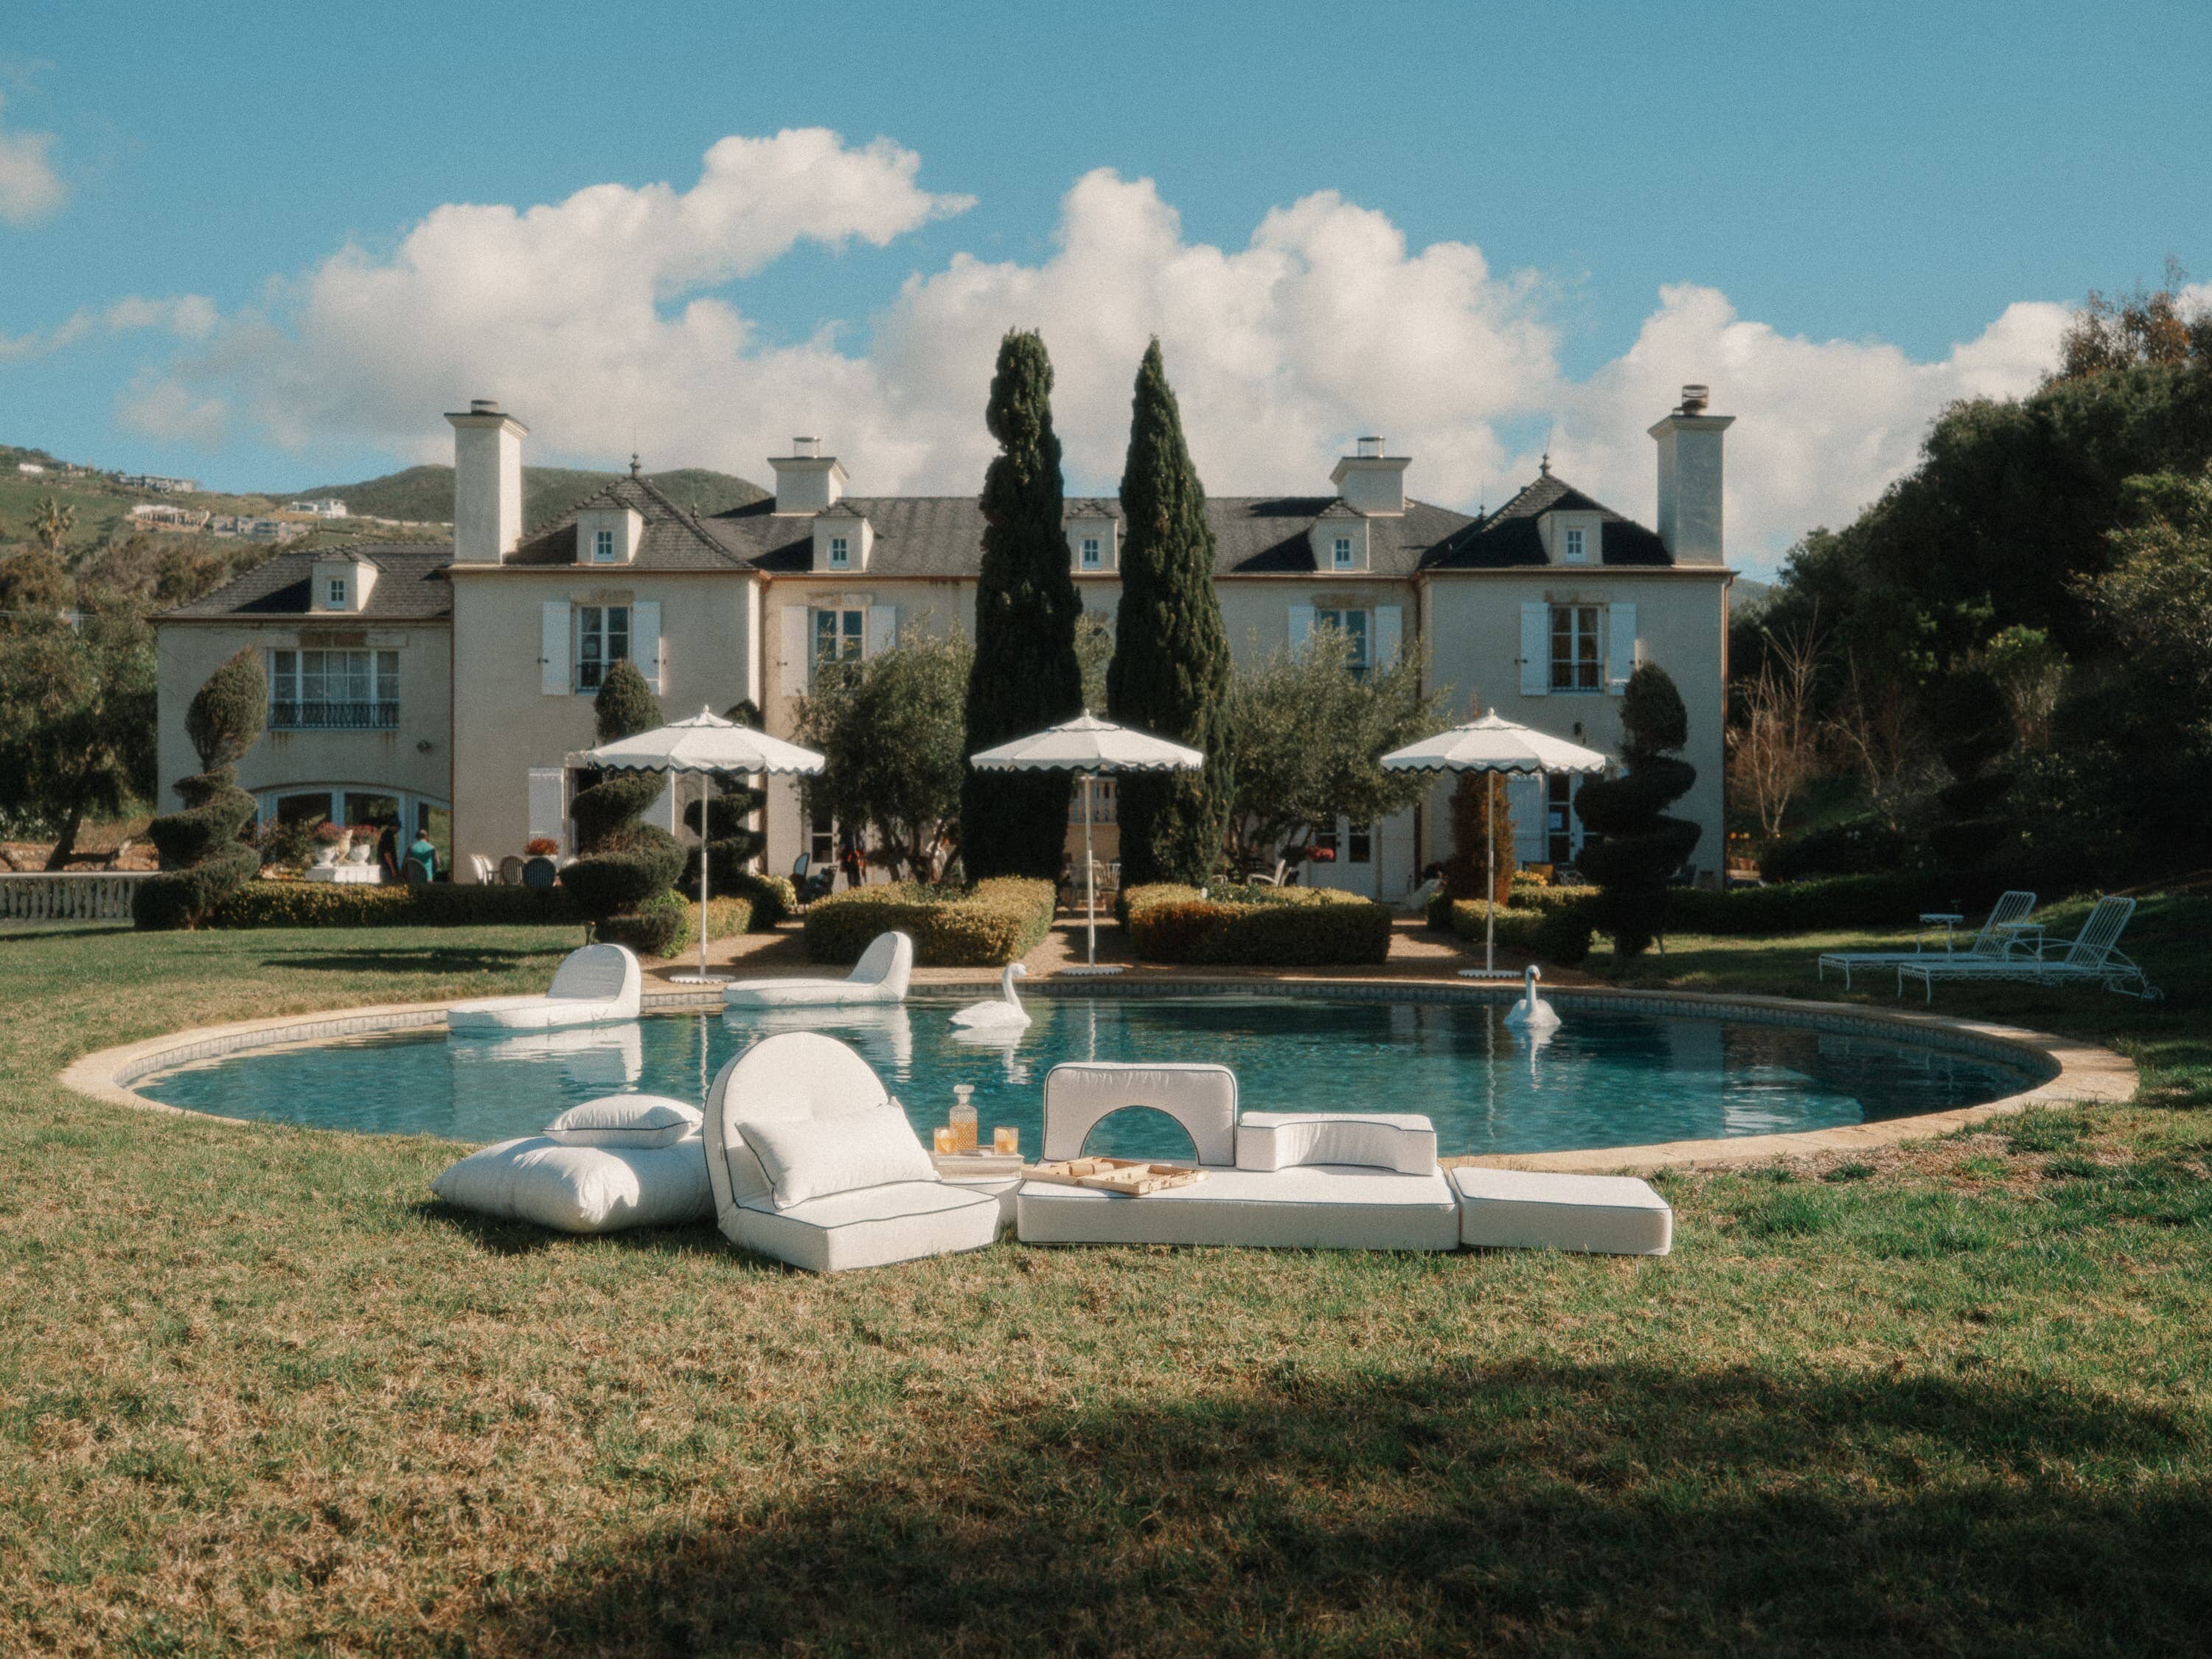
top-left (731, 1107), bottom-right (937, 1210)
top-left (431, 1138), bottom-right (713, 1233)
top-left (545, 1094), bottom-right (701, 1149)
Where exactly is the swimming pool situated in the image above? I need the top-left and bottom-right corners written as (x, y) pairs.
top-left (133, 992), bottom-right (2045, 1161)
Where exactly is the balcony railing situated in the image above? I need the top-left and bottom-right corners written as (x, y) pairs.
top-left (271, 700), bottom-right (400, 731)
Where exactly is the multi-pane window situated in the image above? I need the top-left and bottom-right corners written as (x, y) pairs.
top-left (1346, 822), bottom-right (1371, 864)
top-left (577, 605), bottom-right (630, 692)
top-left (829, 536), bottom-right (850, 568)
top-left (813, 608), bottom-right (865, 682)
top-left (1068, 777), bottom-right (1118, 824)
top-left (1315, 607), bottom-right (1371, 680)
top-left (1562, 526), bottom-right (1587, 563)
top-left (1549, 604), bottom-right (1601, 692)
top-left (809, 807), bottom-right (835, 869)
top-left (1332, 535), bottom-right (1354, 570)
top-left (1080, 536), bottom-right (1102, 571)
top-left (592, 528), bottom-right (616, 563)
top-left (325, 578), bottom-right (346, 606)
top-left (269, 648), bottom-right (400, 729)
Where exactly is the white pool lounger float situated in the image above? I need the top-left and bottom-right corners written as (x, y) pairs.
top-left (722, 931), bottom-right (914, 1010)
top-left (447, 943), bottom-right (643, 1033)
top-left (1452, 1168), bottom-right (1673, 1256)
top-left (431, 1095), bottom-right (713, 1234)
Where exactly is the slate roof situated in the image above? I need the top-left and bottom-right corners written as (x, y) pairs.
top-left (1424, 471), bottom-right (1672, 568)
top-left (159, 544), bottom-right (453, 621)
top-left (504, 473), bottom-right (753, 571)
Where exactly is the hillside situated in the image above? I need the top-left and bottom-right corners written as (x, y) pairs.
top-left (290, 465), bottom-right (771, 529)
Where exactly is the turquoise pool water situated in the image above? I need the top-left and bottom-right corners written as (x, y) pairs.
top-left (134, 994), bottom-right (2042, 1161)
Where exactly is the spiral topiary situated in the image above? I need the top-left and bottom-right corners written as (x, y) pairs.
top-left (134, 649), bottom-right (266, 930)
top-left (560, 659), bottom-right (686, 945)
top-left (674, 700), bottom-right (785, 928)
top-left (1572, 662), bottom-right (1702, 959)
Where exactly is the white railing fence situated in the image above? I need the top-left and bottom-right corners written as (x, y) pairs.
top-left (0, 872), bottom-right (154, 922)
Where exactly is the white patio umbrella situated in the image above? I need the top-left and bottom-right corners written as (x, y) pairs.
top-left (968, 711), bottom-right (1204, 975)
top-left (1380, 712), bottom-right (1607, 976)
top-left (580, 707), bottom-right (825, 984)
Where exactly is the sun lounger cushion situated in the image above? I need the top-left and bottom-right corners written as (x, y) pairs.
top-left (723, 931), bottom-right (914, 1008)
top-left (431, 1134), bottom-right (712, 1234)
top-left (732, 1106), bottom-right (939, 1209)
top-left (724, 1180), bottom-right (1001, 1273)
top-left (1236, 1112), bottom-right (1439, 1175)
top-left (1452, 1168), bottom-right (1672, 1256)
top-left (1017, 1165), bottom-right (1460, 1251)
top-left (447, 943), bottom-right (643, 1032)
top-left (1041, 1062), bottom-right (1239, 1164)
top-left (545, 1095), bottom-right (702, 1149)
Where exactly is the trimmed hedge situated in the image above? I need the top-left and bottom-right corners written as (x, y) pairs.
top-left (1663, 871), bottom-right (2021, 936)
top-left (1759, 821), bottom-right (1916, 883)
top-left (1445, 895), bottom-right (1598, 966)
top-left (803, 877), bottom-right (1057, 967)
top-left (211, 880), bottom-right (581, 929)
top-left (604, 892), bottom-right (755, 959)
top-left (1123, 883), bottom-right (1392, 966)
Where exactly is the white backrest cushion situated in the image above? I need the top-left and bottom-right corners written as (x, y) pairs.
top-left (705, 1032), bottom-right (895, 1211)
top-left (549, 943), bottom-right (638, 1003)
top-left (849, 931), bottom-right (914, 996)
top-left (732, 1107), bottom-right (936, 1210)
top-left (1235, 1111), bottom-right (1439, 1175)
top-left (546, 1094), bottom-right (702, 1149)
top-left (1042, 1062), bottom-right (1239, 1165)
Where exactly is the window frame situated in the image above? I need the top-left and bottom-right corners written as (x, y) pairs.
top-left (828, 535), bottom-right (850, 569)
top-left (325, 577), bottom-right (346, 607)
top-left (1332, 535), bottom-right (1354, 571)
top-left (1562, 526), bottom-right (1586, 563)
top-left (591, 527), bottom-right (616, 564)
top-left (1079, 535), bottom-right (1102, 571)
top-left (576, 604), bottom-right (631, 693)
top-left (1314, 606), bottom-right (1371, 680)
top-left (268, 647), bottom-right (400, 730)
top-left (812, 606), bottom-right (866, 681)
top-left (1548, 603), bottom-right (1602, 694)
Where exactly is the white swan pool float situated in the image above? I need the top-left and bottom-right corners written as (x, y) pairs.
top-left (1502, 964), bottom-right (1559, 1032)
top-left (950, 963), bottom-right (1030, 1031)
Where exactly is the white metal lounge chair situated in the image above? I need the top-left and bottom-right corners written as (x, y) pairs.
top-left (702, 1031), bottom-right (1001, 1272)
top-left (1896, 895), bottom-right (2160, 1002)
top-left (447, 942), bottom-right (643, 1032)
top-left (1817, 890), bottom-right (2037, 989)
top-left (721, 930), bottom-right (914, 1009)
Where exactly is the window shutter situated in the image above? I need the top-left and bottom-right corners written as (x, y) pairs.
top-left (1508, 773), bottom-right (1545, 863)
top-left (527, 767), bottom-right (566, 848)
top-left (1288, 605), bottom-right (1315, 650)
top-left (1373, 605), bottom-right (1402, 668)
top-left (1518, 602), bottom-right (1548, 696)
top-left (868, 603), bottom-right (897, 657)
top-left (1607, 602), bottom-right (1638, 695)
top-left (780, 604), bottom-right (808, 695)
top-left (540, 601), bottom-right (571, 696)
top-left (631, 600), bottom-right (663, 693)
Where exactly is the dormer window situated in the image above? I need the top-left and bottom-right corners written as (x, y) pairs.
top-left (1332, 536), bottom-right (1354, 571)
top-left (1080, 536), bottom-right (1102, 571)
top-left (592, 528), bottom-right (616, 563)
top-left (1563, 526), bottom-right (1587, 563)
top-left (326, 577), bottom-right (346, 607)
top-left (830, 535), bottom-right (850, 569)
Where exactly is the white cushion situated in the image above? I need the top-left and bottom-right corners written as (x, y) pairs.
top-left (1040, 1062), bottom-right (1239, 1164)
top-left (1236, 1112), bottom-right (1439, 1175)
top-left (733, 1107), bottom-right (937, 1210)
top-left (1017, 1165), bottom-right (1459, 1251)
top-left (431, 1136), bottom-right (712, 1234)
top-left (729, 1180), bottom-right (1001, 1273)
top-left (1452, 1168), bottom-right (1673, 1256)
top-left (703, 1032), bottom-right (894, 1214)
top-left (545, 1094), bottom-right (701, 1148)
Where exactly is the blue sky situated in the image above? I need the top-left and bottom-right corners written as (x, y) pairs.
top-left (3, 0), bottom-right (2207, 570)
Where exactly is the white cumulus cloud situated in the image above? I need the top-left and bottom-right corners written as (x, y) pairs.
top-left (0, 91), bottom-right (66, 225)
top-left (108, 134), bottom-right (2072, 571)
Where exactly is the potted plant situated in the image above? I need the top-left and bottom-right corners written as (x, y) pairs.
top-left (346, 824), bottom-right (378, 864)
top-left (312, 820), bottom-right (349, 866)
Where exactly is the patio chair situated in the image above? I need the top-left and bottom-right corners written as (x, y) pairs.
top-left (790, 852), bottom-right (835, 911)
top-left (1896, 895), bottom-right (2160, 1003)
top-left (470, 853), bottom-right (497, 885)
top-left (1246, 857), bottom-right (1290, 888)
top-left (1817, 890), bottom-right (2038, 990)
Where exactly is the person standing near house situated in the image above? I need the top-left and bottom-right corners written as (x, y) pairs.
top-left (404, 827), bottom-right (439, 885)
top-left (377, 819), bottom-right (401, 883)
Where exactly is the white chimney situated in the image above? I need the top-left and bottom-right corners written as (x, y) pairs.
top-left (445, 398), bottom-right (526, 563)
top-left (1329, 435), bottom-right (1409, 515)
top-left (1648, 386), bottom-right (1733, 565)
top-left (770, 437), bottom-right (847, 514)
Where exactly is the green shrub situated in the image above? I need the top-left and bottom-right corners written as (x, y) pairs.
top-left (209, 879), bottom-right (580, 929)
top-left (1662, 871), bottom-right (2022, 936)
top-left (133, 843), bottom-right (259, 931)
top-left (183, 647), bottom-right (265, 771)
top-left (560, 839), bottom-right (686, 922)
top-left (598, 888), bottom-right (689, 958)
top-left (1123, 883), bottom-right (1391, 965)
top-left (722, 869), bottom-right (795, 929)
top-left (134, 760), bottom-right (259, 931)
top-left (803, 877), bottom-right (1056, 967)
top-left (1760, 820), bottom-right (1916, 883)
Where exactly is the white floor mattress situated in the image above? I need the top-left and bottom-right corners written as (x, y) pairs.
top-left (1452, 1167), bottom-right (1673, 1256)
top-left (1015, 1165), bottom-right (1461, 1251)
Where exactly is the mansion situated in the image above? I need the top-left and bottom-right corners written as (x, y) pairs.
top-left (156, 391), bottom-right (1738, 900)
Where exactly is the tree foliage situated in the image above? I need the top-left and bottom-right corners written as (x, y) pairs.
top-left (133, 651), bottom-right (262, 930)
top-left (961, 330), bottom-right (1082, 880)
top-left (1108, 339), bottom-right (1235, 884)
top-left (1574, 664), bottom-right (1700, 958)
top-left (184, 647), bottom-right (267, 773)
top-left (1223, 625), bottom-right (1445, 869)
top-left (0, 597), bottom-right (156, 867)
top-left (800, 628), bottom-right (973, 880)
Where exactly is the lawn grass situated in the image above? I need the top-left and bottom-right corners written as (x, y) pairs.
top-left (1, 911), bottom-right (2208, 1655)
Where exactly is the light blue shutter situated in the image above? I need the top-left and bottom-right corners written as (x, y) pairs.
top-left (1373, 605), bottom-right (1402, 668)
top-left (1607, 602), bottom-right (1638, 695)
top-left (1508, 773), bottom-right (1545, 863)
top-left (632, 599), bottom-right (663, 692)
top-left (868, 603), bottom-right (897, 656)
top-left (1519, 602), bottom-right (1548, 696)
top-left (1288, 605), bottom-right (1315, 650)
top-left (540, 601), bottom-right (570, 696)
top-left (781, 604), bottom-right (808, 695)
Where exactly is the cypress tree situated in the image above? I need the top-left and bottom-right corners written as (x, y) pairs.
top-left (961, 330), bottom-right (1083, 880)
top-left (1108, 339), bottom-right (1234, 886)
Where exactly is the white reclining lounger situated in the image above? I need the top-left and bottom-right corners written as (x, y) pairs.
top-left (1015, 1065), bottom-right (1461, 1251)
top-left (723, 931), bottom-right (914, 1010)
top-left (448, 942), bottom-right (643, 1033)
top-left (1816, 890), bottom-right (2037, 990)
top-left (703, 1030), bottom-right (1002, 1272)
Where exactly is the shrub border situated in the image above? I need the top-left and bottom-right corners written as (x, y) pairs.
top-left (62, 978), bottom-right (2134, 1177)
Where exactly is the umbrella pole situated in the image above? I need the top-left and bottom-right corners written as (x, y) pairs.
top-left (1084, 772), bottom-right (1097, 967)
top-left (1486, 773), bottom-right (1496, 975)
top-left (698, 772), bottom-right (712, 981)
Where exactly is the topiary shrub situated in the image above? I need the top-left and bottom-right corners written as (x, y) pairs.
top-left (562, 660), bottom-right (684, 942)
top-left (717, 869), bottom-right (793, 930)
top-left (1122, 883), bottom-right (1391, 965)
top-left (597, 888), bottom-right (689, 958)
top-left (1572, 663), bottom-right (1702, 959)
top-left (134, 650), bottom-right (266, 931)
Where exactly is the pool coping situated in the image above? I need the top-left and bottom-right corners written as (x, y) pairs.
top-left (57, 978), bottom-right (2137, 1175)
